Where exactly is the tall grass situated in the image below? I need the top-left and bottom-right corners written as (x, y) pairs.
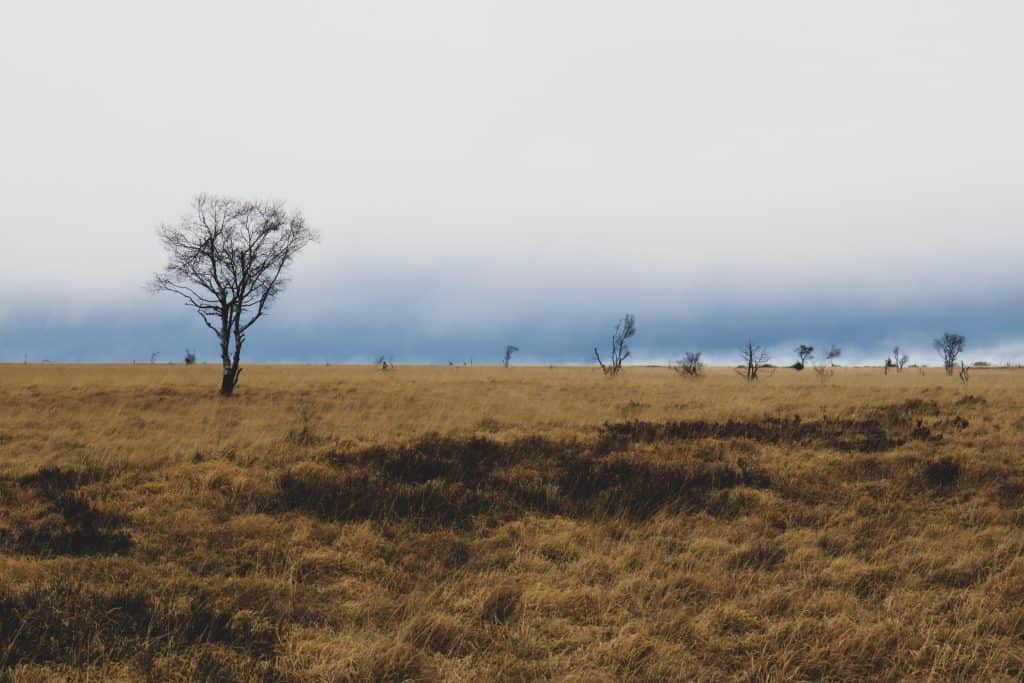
top-left (0, 365), bottom-right (1021, 680)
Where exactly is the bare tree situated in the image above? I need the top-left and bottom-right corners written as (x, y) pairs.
top-left (934, 332), bottom-right (966, 376)
top-left (674, 351), bottom-right (704, 378)
top-left (503, 345), bottom-right (519, 368)
top-left (738, 341), bottom-right (769, 381)
top-left (794, 344), bottom-right (814, 370)
top-left (825, 345), bottom-right (842, 365)
top-left (184, 349), bottom-right (196, 365)
top-left (151, 195), bottom-right (318, 396)
top-left (594, 314), bottom-right (636, 376)
top-left (892, 345), bottom-right (908, 373)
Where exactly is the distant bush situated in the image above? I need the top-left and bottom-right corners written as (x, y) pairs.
top-left (184, 349), bottom-right (196, 365)
top-left (674, 351), bottom-right (704, 378)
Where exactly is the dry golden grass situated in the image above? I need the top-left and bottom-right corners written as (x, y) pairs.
top-left (1, 363), bottom-right (1023, 681)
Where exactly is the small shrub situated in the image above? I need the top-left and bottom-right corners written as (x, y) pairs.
top-left (674, 351), bottom-right (704, 378)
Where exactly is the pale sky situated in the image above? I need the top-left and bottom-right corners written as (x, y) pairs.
top-left (2, 1), bottom-right (1022, 364)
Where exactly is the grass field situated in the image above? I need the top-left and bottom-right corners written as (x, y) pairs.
top-left (1, 364), bottom-right (1023, 681)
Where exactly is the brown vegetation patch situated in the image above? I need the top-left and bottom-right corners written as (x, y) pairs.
top-left (596, 413), bottom-right (940, 454)
top-left (273, 431), bottom-right (773, 524)
top-left (0, 572), bottom-right (281, 669)
top-left (923, 456), bottom-right (963, 488)
top-left (262, 408), bottom-right (968, 526)
top-left (0, 467), bottom-right (132, 557)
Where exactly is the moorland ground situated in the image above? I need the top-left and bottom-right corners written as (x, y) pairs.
top-left (1, 364), bottom-right (1023, 681)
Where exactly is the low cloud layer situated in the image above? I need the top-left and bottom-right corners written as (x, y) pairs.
top-left (3, 1), bottom-right (1023, 364)
top-left (3, 263), bottom-right (1021, 367)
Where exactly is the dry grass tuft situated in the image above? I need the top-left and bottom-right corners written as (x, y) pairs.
top-left (480, 584), bottom-right (522, 623)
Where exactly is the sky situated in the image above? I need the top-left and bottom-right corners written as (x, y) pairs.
top-left (2, 1), bottom-right (1023, 365)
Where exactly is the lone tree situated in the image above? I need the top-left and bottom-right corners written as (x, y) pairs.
top-left (503, 345), bottom-right (519, 368)
top-left (594, 314), bottom-right (636, 376)
top-left (892, 345), bottom-right (908, 373)
top-left (934, 332), bottom-right (966, 376)
top-left (794, 344), bottom-right (814, 370)
top-left (825, 345), bottom-right (842, 366)
top-left (151, 195), bottom-right (317, 396)
top-left (738, 341), bottom-right (769, 381)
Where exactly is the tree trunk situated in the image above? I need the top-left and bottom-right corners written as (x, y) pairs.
top-left (220, 365), bottom-right (238, 397)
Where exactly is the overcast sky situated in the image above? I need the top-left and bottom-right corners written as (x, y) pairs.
top-left (2, 1), bottom-right (1022, 365)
